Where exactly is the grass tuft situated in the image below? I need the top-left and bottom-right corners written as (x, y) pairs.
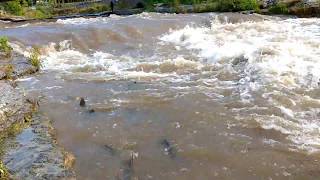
top-left (28, 47), bottom-right (41, 69)
top-left (0, 37), bottom-right (13, 58)
top-left (4, 64), bottom-right (13, 80)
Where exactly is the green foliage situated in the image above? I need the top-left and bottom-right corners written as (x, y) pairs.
top-left (0, 37), bottom-right (13, 58)
top-left (238, 0), bottom-right (259, 11)
top-left (79, 4), bottom-right (110, 14)
top-left (268, 3), bottom-right (289, 14)
top-left (0, 161), bottom-right (9, 180)
top-left (28, 47), bottom-right (41, 69)
top-left (144, 0), bottom-right (259, 12)
top-left (216, 0), bottom-right (259, 11)
top-left (4, 0), bottom-right (23, 16)
top-left (116, 1), bottom-right (130, 9)
top-left (193, 2), bottom-right (219, 13)
top-left (24, 5), bottom-right (53, 19)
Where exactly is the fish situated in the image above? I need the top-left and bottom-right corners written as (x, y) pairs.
top-left (79, 97), bottom-right (86, 107)
top-left (160, 139), bottom-right (177, 159)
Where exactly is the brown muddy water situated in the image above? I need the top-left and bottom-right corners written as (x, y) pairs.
top-left (2, 13), bottom-right (320, 179)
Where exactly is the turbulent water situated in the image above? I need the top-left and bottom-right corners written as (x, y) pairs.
top-left (2, 13), bottom-right (320, 179)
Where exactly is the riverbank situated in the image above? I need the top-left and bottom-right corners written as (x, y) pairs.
top-left (0, 0), bottom-right (319, 23)
top-left (0, 48), bottom-right (75, 179)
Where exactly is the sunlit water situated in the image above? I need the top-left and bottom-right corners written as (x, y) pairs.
top-left (2, 12), bottom-right (320, 179)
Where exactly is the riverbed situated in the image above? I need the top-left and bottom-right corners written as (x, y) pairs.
top-left (1, 12), bottom-right (320, 179)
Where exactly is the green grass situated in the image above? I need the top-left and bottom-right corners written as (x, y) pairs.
top-left (0, 37), bottom-right (13, 58)
top-left (28, 47), bottom-right (41, 69)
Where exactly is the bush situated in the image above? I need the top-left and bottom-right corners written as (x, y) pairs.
top-left (4, 0), bottom-right (24, 16)
top-left (193, 2), bottom-right (219, 12)
top-left (0, 37), bottom-right (13, 58)
top-left (28, 47), bottom-right (41, 69)
top-left (268, 3), bottom-right (288, 14)
top-left (238, 0), bottom-right (259, 10)
top-left (216, 0), bottom-right (235, 11)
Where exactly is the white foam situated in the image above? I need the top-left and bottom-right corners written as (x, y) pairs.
top-left (56, 15), bottom-right (122, 25)
top-left (160, 17), bottom-right (320, 153)
top-left (160, 18), bottom-right (320, 89)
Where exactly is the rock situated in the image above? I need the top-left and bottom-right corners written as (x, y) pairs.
top-left (11, 53), bottom-right (38, 78)
top-left (3, 114), bottom-right (76, 180)
top-left (0, 82), bottom-right (33, 132)
top-left (232, 55), bottom-right (248, 67)
top-left (0, 70), bottom-right (6, 80)
top-left (0, 52), bottom-right (39, 80)
top-left (88, 109), bottom-right (95, 113)
top-left (259, 0), bottom-right (320, 17)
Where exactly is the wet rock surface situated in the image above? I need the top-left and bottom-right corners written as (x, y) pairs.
top-left (0, 82), bottom-right (32, 132)
top-left (3, 114), bottom-right (76, 180)
top-left (0, 49), bottom-right (75, 179)
top-left (0, 52), bottom-right (38, 80)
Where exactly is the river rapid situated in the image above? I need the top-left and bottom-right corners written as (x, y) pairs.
top-left (1, 12), bottom-right (320, 179)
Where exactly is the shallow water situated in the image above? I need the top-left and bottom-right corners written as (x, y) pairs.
top-left (2, 12), bottom-right (320, 179)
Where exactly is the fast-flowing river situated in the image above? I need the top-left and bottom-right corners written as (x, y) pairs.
top-left (1, 12), bottom-right (320, 179)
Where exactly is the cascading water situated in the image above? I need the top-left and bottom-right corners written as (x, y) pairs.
top-left (2, 12), bottom-right (320, 179)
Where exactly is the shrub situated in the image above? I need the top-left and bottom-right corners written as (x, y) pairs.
top-left (238, 0), bottom-right (259, 11)
top-left (0, 37), bottom-right (13, 58)
top-left (268, 3), bottom-right (289, 14)
top-left (4, 0), bottom-right (24, 16)
top-left (216, 0), bottom-right (236, 11)
top-left (28, 47), bottom-right (41, 69)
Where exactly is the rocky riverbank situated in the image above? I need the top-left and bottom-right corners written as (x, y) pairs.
top-left (0, 50), bottom-right (75, 179)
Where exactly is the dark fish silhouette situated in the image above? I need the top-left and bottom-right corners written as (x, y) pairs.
top-left (79, 97), bottom-right (86, 107)
top-left (103, 145), bottom-right (116, 156)
top-left (116, 152), bottom-right (134, 180)
top-left (160, 139), bottom-right (177, 159)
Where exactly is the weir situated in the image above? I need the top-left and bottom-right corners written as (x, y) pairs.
top-left (0, 5), bottom-right (320, 180)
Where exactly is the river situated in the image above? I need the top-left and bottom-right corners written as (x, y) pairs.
top-left (1, 12), bottom-right (320, 179)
